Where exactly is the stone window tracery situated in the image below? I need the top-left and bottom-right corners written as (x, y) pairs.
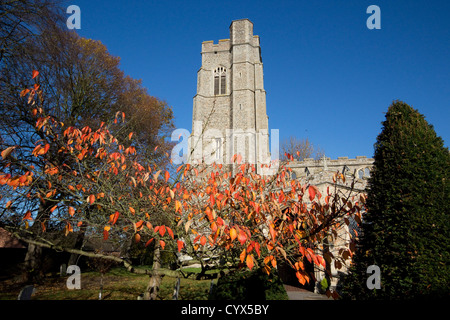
top-left (214, 67), bottom-right (226, 95)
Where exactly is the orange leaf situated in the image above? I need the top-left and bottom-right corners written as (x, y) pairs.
top-left (296, 271), bottom-right (306, 285)
top-left (32, 70), bottom-right (39, 79)
top-left (129, 207), bottom-right (135, 215)
top-left (77, 221), bottom-right (83, 227)
top-left (269, 224), bottom-right (276, 242)
top-left (200, 235), bottom-right (207, 246)
top-left (135, 220), bottom-right (144, 230)
top-left (240, 249), bottom-right (246, 263)
top-left (22, 210), bottom-right (33, 221)
top-left (230, 228), bottom-right (237, 241)
top-left (1, 146), bottom-right (16, 159)
top-left (128, 132), bottom-right (133, 140)
top-left (135, 233), bottom-right (141, 243)
top-left (246, 254), bottom-right (254, 270)
top-left (111, 211), bottom-right (120, 224)
top-left (88, 194), bottom-right (95, 205)
top-left (175, 200), bottom-right (182, 213)
top-left (159, 240), bottom-right (165, 250)
top-left (68, 207), bottom-right (75, 216)
top-left (164, 170), bottom-right (170, 182)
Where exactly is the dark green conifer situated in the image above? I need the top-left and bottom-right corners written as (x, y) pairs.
top-left (343, 101), bottom-right (449, 299)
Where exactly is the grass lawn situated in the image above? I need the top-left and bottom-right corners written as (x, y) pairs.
top-left (0, 266), bottom-right (213, 300)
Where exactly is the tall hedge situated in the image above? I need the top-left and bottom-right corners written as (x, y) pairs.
top-left (343, 101), bottom-right (449, 299)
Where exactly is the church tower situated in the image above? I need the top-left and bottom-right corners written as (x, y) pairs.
top-left (189, 19), bottom-right (270, 173)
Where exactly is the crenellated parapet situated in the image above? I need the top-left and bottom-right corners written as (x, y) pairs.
top-left (201, 39), bottom-right (231, 53)
top-left (288, 155), bottom-right (374, 181)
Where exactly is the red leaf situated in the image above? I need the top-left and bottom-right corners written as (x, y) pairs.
top-left (308, 185), bottom-right (316, 201)
top-left (159, 240), bottom-right (165, 250)
top-left (103, 230), bottom-right (109, 240)
top-left (255, 242), bottom-right (261, 258)
top-left (238, 229), bottom-right (247, 245)
top-left (159, 225), bottom-right (166, 237)
top-left (112, 211), bottom-right (120, 224)
top-left (164, 170), bottom-right (170, 182)
top-left (177, 240), bottom-right (184, 252)
top-left (88, 194), bottom-right (95, 205)
top-left (166, 227), bottom-right (174, 239)
top-left (32, 70), bottom-right (39, 79)
top-left (22, 210), bottom-right (33, 221)
top-left (145, 238), bottom-right (154, 247)
top-left (200, 235), bottom-right (207, 246)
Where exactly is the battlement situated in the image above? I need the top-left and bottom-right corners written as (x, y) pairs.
top-left (202, 39), bottom-right (231, 53)
top-left (288, 156), bottom-right (374, 178)
top-left (294, 156), bottom-right (374, 166)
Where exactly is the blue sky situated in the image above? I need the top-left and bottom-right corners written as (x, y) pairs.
top-left (66, 0), bottom-right (449, 160)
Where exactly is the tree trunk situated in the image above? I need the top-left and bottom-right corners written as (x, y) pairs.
top-left (68, 209), bottom-right (89, 266)
top-left (23, 243), bottom-right (43, 283)
top-left (143, 242), bottom-right (162, 300)
top-left (22, 200), bottom-right (50, 283)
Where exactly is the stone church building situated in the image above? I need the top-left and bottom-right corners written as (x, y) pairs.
top-left (188, 19), bottom-right (374, 293)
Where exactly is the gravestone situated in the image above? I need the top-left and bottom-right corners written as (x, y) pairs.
top-left (172, 277), bottom-right (180, 300)
top-left (60, 263), bottom-right (67, 276)
top-left (17, 285), bottom-right (35, 300)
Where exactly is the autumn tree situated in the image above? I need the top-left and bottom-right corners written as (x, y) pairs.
top-left (280, 136), bottom-right (325, 161)
top-left (342, 101), bottom-right (450, 299)
top-left (0, 17), bottom-right (174, 278)
top-left (0, 72), bottom-right (368, 301)
top-left (0, 0), bottom-right (63, 64)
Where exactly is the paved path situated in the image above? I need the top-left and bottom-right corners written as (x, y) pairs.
top-left (283, 284), bottom-right (332, 300)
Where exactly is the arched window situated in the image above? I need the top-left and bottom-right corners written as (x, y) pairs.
top-left (214, 67), bottom-right (226, 95)
top-left (358, 169), bottom-right (364, 179)
top-left (364, 168), bottom-right (371, 177)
